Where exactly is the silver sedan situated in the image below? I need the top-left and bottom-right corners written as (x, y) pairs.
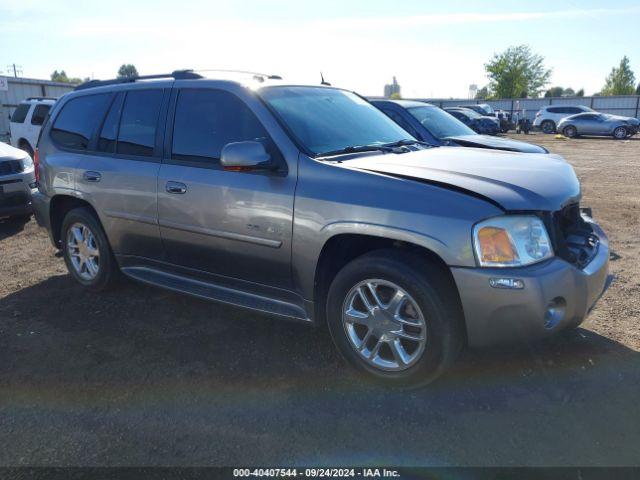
top-left (558, 112), bottom-right (640, 139)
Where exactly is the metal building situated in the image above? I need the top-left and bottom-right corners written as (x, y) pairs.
top-left (0, 76), bottom-right (75, 142)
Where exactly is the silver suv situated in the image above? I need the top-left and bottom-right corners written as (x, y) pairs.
top-left (32, 71), bottom-right (610, 387)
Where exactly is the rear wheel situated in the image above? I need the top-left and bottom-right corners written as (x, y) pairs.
top-left (61, 207), bottom-right (120, 291)
top-left (541, 120), bottom-right (556, 134)
top-left (563, 125), bottom-right (578, 138)
top-left (326, 250), bottom-right (464, 388)
top-left (613, 126), bottom-right (628, 139)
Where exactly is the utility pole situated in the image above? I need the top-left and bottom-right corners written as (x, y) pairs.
top-left (6, 64), bottom-right (23, 78)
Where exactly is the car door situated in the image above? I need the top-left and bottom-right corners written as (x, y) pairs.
top-left (576, 114), bottom-right (598, 134)
top-left (9, 103), bottom-right (31, 149)
top-left (28, 104), bottom-right (51, 149)
top-left (157, 86), bottom-right (296, 289)
top-left (55, 88), bottom-right (167, 259)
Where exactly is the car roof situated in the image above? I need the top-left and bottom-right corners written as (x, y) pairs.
top-left (21, 97), bottom-right (56, 104)
top-left (370, 99), bottom-right (435, 109)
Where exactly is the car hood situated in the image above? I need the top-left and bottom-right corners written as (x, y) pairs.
top-left (342, 147), bottom-right (580, 211)
top-left (0, 141), bottom-right (28, 161)
top-left (444, 134), bottom-right (547, 154)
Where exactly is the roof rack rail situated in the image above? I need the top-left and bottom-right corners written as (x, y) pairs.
top-left (195, 69), bottom-right (282, 82)
top-left (25, 96), bottom-right (58, 101)
top-left (74, 69), bottom-right (203, 91)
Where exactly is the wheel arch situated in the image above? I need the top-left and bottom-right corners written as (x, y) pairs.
top-left (312, 231), bottom-right (465, 339)
top-left (49, 194), bottom-right (101, 248)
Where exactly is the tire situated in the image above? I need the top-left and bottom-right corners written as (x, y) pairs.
top-left (18, 140), bottom-right (34, 158)
top-left (563, 125), bottom-right (578, 138)
top-left (61, 207), bottom-right (120, 291)
top-left (326, 249), bottom-right (464, 388)
top-left (613, 126), bottom-right (628, 140)
top-left (541, 120), bottom-right (555, 134)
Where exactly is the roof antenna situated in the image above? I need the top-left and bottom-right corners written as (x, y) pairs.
top-left (320, 72), bottom-right (331, 86)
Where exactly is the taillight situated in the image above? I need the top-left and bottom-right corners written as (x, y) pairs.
top-left (34, 148), bottom-right (40, 183)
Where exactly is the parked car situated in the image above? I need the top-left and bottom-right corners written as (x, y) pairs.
top-left (0, 141), bottom-right (36, 221)
top-left (371, 100), bottom-right (547, 153)
top-left (457, 103), bottom-right (495, 117)
top-left (444, 107), bottom-right (500, 135)
top-left (558, 112), bottom-right (639, 139)
top-left (9, 97), bottom-right (56, 157)
top-left (533, 105), bottom-right (593, 134)
top-left (32, 71), bottom-right (609, 387)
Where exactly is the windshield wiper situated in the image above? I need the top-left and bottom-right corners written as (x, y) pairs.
top-left (316, 144), bottom-right (397, 158)
top-left (382, 139), bottom-right (435, 148)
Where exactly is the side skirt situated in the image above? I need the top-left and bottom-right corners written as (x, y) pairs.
top-left (117, 258), bottom-right (313, 324)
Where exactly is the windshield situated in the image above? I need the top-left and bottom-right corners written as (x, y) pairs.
top-left (259, 86), bottom-right (414, 155)
top-left (456, 108), bottom-right (482, 119)
top-left (408, 106), bottom-right (476, 138)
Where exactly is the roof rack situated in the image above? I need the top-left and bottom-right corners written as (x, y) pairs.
top-left (74, 69), bottom-right (203, 91)
top-left (195, 69), bottom-right (282, 82)
top-left (25, 96), bottom-right (58, 101)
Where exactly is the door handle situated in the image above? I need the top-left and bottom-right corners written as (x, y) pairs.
top-left (83, 171), bottom-right (101, 182)
top-left (166, 181), bottom-right (187, 194)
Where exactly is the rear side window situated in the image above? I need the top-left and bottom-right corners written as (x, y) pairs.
top-left (547, 107), bottom-right (562, 114)
top-left (98, 93), bottom-right (125, 153)
top-left (171, 89), bottom-right (270, 164)
top-left (11, 104), bottom-right (30, 124)
top-left (30, 104), bottom-right (51, 126)
top-left (50, 94), bottom-right (111, 150)
top-left (116, 90), bottom-right (163, 157)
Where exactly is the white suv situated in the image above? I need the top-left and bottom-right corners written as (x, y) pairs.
top-left (9, 97), bottom-right (56, 156)
top-left (533, 105), bottom-right (593, 134)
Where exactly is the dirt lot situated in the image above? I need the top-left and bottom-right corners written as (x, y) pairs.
top-left (1, 134), bottom-right (639, 466)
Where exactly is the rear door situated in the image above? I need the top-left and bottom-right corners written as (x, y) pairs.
top-left (157, 86), bottom-right (296, 288)
top-left (50, 88), bottom-right (167, 259)
top-left (28, 104), bottom-right (51, 149)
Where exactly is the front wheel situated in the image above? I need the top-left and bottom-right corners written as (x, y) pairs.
top-left (613, 126), bottom-right (628, 139)
top-left (563, 125), bottom-right (578, 138)
top-left (61, 207), bottom-right (120, 291)
top-left (326, 250), bottom-right (464, 388)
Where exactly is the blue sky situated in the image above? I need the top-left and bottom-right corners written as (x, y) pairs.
top-left (1, 0), bottom-right (639, 97)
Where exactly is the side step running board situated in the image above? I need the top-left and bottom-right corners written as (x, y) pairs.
top-left (121, 266), bottom-right (311, 322)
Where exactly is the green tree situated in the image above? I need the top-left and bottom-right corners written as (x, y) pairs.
top-left (475, 86), bottom-right (489, 99)
top-left (544, 86), bottom-right (564, 98)
top-left (636, 83), bottom-right (640, 95)
top-left (563, 87), bottom-right (575, 96)
top-left (389, 92), bottom-right (402, 100)
top-left (50, 70), bottom-right (83, 84)
top-left (601, 56), bottom-right (636, 95)
top-left (484, 45), bottom-right (551, 99)
top-left (576, 88), bottom-right (585, 97)
top-left (117, 64), bottom-right (139, 79)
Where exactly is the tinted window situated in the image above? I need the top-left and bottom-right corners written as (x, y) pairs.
top-left (50, 94), bottom-right (111, 150)
top-left (382, 109), bottom-right (418, 137)
top-left (259, 87), bottom-right (412, 156)
top-left (117, 90), bottom-right (163, 157)
top-left (172, 89), bottom-right (270, 164)
top-left (409, 106), bottom-right (476, 138)
top-left (98, 93), bottom-right (125, 153)
top-left (30, 104), bottom-right (51, 126)
top-left (11, 104), bottom-right (30, 124)
top-left (547, 107), bottom-right (562, 114)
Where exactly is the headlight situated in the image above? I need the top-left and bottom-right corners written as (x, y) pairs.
top-left (473, 215), bottom-right (553, 267)
top-left (20, 156), bottom-right (34, 173)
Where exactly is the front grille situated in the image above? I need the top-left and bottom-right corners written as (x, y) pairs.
top-left (545, 204), bottom-right (598, 269)
top-left (0, 160), bottom-right (23, 176)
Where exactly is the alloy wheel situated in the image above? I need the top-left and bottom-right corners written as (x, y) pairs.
top-left (342, 279), bottom-right (427, 372)
top-left (66, 222), bottom-right (101, 281)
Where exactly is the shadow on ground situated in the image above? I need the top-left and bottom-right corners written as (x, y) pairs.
top-left (0, 216), bottom-right (30, 241)
top-left (1, 275), bottom-right (639, 466)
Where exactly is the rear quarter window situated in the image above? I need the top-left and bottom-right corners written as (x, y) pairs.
top-left (30, 104), bottom-right (51, 126)
top-left (50, 94), bottom-right (111, 150)
top-left (11, 104), bottom-right (30, 124)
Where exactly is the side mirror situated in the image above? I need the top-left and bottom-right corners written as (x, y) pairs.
top-left (220, 141), bottom-right (273, 171)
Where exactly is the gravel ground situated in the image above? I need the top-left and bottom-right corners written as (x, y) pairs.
top-left (0, 134), bottom-right (639, 466)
